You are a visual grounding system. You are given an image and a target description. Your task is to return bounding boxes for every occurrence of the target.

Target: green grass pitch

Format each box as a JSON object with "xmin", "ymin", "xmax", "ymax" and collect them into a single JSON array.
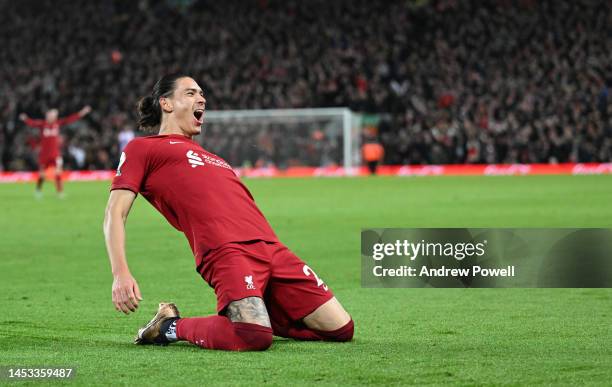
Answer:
[{"xmin": 1, "ymin": 175, "xmax": 611, "ymax": 385}]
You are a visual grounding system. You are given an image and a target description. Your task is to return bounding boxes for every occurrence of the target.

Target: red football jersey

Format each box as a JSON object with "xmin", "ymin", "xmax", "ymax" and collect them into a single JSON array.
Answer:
[
  {"xmin": 24, "ymin": 113, "xmax": 81, "ymax": 159},
  {"xmin": 110, "ymin": 134, "xmax": 279, "ymax": 262}
]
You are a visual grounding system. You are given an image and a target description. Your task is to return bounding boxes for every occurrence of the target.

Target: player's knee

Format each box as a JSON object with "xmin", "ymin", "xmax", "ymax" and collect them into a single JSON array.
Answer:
[
  {"xmin": 319, "ymin": 319, "xmax": 354, "ymax": 342},
  {"xmin": 234, "ymin": 322, "xmax": 273, "ymax": 351}
]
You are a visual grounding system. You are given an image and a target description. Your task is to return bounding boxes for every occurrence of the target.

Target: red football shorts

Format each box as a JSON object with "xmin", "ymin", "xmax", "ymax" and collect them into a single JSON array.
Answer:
[
  {"xmin": 198, "ymin": 240, "xmax": 334, "ymax": 324},
  {"xmin": 39, "ymin": 153, "xmax": 61, "ymax": 169}
]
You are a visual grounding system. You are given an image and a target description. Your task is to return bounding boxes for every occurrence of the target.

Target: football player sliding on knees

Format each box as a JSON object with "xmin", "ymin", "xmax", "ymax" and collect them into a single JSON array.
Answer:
[{"xmin": 103, "ymin": 74, "xmax": 353, "ymax": 351}]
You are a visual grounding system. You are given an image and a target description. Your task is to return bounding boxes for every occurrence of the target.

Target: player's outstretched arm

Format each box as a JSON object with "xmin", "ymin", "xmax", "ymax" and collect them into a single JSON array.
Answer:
[
  {"xmin": 18, "ymin": 113, "xmax": 45, "ymax": 128},
  {"xmin": 103, "ymin": 189, "xmax": 142, "ymax": 314},
  {"xmin": 58, "ymin": 105, "xmax": 92, "ymax": 126}
]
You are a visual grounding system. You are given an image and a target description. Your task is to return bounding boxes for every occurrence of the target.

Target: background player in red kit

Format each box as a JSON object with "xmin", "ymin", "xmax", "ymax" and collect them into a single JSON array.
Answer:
[
  {"xmin": 103, "ymin": 74, "xmax": 353, "ymax": 351},
  {"xmin": 19, "ymin": 106, "xmax": 91, "ymax": 197}
]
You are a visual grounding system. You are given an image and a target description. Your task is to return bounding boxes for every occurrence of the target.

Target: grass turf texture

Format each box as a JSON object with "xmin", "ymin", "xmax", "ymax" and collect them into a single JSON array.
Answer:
[{"xmin": 1, "ymin": 175, "xmax": 611, "ymax": 386}]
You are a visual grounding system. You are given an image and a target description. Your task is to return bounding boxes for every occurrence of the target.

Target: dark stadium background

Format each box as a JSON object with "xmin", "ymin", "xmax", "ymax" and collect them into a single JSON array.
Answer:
[{"xmin": 0, "ymin": 0, "xmax": 610, "ymax": 172}]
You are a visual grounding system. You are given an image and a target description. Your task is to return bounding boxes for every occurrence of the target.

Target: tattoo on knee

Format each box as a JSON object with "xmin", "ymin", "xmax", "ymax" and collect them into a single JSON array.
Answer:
[{"xmin": 225, "ymin": 297, "xmax": 271, "ymax": 328}]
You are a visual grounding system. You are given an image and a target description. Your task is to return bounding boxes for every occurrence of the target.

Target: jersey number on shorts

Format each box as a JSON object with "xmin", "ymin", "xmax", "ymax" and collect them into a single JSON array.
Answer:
[{"xmin": 303, "ymin": 265, "xmax": 328, "ymax": 291}]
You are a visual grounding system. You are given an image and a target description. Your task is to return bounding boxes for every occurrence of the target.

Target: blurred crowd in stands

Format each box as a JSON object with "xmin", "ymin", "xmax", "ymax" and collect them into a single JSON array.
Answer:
[{"xmin": 0, "ymin": 0, "xmax": 610, "ymax": 170}]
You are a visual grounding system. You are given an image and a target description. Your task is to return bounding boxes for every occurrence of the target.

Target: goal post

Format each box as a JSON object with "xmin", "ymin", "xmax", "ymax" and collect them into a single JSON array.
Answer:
[{"xmin": 200, "ymin": 108, "xmax": 362, "ymax": 173}]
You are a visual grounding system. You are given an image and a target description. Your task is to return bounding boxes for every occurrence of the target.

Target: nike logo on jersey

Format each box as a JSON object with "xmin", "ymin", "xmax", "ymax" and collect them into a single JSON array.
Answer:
[
  {"xmin": 186, "ymin": 150, "xmax": 205, "ymax": 168},
  {"xmin": 169, "ymin": 141, "xmax": 184, "ymax": 144}
]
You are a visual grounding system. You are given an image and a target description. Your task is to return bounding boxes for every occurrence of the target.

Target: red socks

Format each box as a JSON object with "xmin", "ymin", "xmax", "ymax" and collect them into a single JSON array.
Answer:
[
  {"xmin": 55, "ymin": 174, "xmax": 63, "ymax": 193},
  {"xmin": 35, "ymin": 175, "xmax": 63, "ymax": 193},
  {"xmin": 174, "ymin": 316, "xmax": 353, "ymax": 350},
  {"xmin": 176, "ymin": 316, "xmax": 272, "ymax": 351},
  {"xmin": 272, "ymin": 319, "xmax": 354, "ymax": 342}
]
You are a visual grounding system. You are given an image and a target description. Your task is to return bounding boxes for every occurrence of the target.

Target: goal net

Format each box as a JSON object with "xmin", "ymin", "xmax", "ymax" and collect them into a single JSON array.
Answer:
[{"xmin": 199, "ymin": 108, "xmax": 362, "ymax": 173}]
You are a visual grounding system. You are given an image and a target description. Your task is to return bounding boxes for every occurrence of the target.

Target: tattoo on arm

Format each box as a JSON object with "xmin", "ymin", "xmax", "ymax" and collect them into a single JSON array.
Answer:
[{"xmin": 225, "ymin": 297, "xmax": 271, "ymax": 328}]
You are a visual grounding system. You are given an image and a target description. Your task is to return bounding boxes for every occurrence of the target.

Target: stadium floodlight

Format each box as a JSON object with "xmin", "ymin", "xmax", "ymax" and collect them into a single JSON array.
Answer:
[{"xmin": 201, "ymin": 108, "xmax": 362, "ymax": 173}]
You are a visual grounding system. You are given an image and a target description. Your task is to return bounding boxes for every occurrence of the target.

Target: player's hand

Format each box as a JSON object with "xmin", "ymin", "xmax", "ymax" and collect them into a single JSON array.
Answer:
[
  {"xmin": 112, "ymin": 272, "xmax": 143, "ymax": 314},
  {"xmin": 79, "ymin": 105, "xmax": 92, "ymax": 116},
  {"xmin": 18, "ymin": 113, "xmax": 27, "ymax": 121}
]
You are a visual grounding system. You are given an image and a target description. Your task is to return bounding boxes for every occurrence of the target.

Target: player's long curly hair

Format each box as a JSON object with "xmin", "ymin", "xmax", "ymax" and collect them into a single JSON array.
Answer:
[{"xmin": 137, "ymin": 74, "xmax": 188, "ymax": 131}]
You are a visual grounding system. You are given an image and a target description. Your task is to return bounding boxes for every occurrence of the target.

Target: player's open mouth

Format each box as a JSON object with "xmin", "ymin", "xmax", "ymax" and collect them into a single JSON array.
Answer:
[{"xmin": 193, "ymin": 109, "xmax": 204, "ymax": 125}]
